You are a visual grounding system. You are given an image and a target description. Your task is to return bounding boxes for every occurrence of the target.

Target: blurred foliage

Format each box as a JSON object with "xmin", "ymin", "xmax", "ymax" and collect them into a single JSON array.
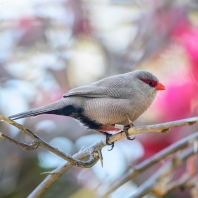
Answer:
[{"xmin": 0, "ymin": 0, "xmax": 198, "ymax": 197}]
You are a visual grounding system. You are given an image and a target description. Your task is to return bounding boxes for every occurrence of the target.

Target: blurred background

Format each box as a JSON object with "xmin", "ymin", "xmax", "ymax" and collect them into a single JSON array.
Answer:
[{"xmin": 0, "ymin": 0, "xmax": 198, "ymax": 197}]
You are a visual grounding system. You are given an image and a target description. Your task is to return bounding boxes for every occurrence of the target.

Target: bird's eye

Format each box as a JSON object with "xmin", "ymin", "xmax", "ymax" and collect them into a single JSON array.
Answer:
[
  {"xmin": 148, "ymin": 80, "xmax": 153, "ymax": 86},
  {"xmin": 140, "ymin": 78, "xmax": 157, "ymax": 88}
]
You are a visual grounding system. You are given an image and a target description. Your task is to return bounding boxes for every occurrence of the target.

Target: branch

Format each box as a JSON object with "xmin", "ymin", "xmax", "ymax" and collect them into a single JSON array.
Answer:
[
  {"xmin": 31, "ymin": 117, "xmax": 198, "ymax": 198},
  {"xmin": 28, "ymin": 140, "xmax": 105, "ymax": 198},
  {"xmin": 165, "ymin": 173, "xmax": 196, "ymax": 194},
  {"xmin": 100, "ymin": 132, "xmax": 198, "ymax": 197},
  {"xmin": 127, "ymin": 148, "xmax": 197, "ymax": 198},
  {"xmin": 110, "ymin": 116, "xmax": 198, "ymax": 143},
  {"xmin": 1, "ymin": 115, "xmax": 198, "ymax": 198},
  {"xmin": 0, "ymin": 115, "xmax": 100, "ymax": 168}
]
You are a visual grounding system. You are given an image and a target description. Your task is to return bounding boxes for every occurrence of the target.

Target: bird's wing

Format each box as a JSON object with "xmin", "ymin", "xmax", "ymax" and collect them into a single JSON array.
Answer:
[
  {"xmin": 63, "ymin": 85, "xmax": 110, "ymax": 98},
  {"xmin": 63, "ymin": 73, "xmax": 131, "ymax": 99}
]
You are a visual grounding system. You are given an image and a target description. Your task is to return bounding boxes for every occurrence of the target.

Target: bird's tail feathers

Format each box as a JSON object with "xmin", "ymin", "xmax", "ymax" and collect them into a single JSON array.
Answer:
[{"xmin": 9, "ymin": 99, "xmax": 67, "ymax": 120}]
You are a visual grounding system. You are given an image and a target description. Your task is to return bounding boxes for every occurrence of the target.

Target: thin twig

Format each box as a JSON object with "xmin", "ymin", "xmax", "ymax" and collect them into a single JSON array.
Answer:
[
  {"xmin": 28, "ymin": 140, "xmax": 105, "ymax": 198},
  {"xmin": 0, "ymin": 115, "xmax": 100, "ymax": 168},
  {"xmin": 100, "ymin": 132, "xmax": 198, "ymax": 197},
  {"xmin": 127, "ymin": 148, "xmax": 197, "ymax": 198},
  {"xmin": 165, "ymin": 173, "xmax": 196, "ymax": 193},
  {"xmin": 0, "ymin": 132, "xmax": 38, "ymax": 150}
]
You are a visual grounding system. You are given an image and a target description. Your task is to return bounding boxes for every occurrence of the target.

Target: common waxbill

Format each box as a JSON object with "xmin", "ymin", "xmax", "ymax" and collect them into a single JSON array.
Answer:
[{"xmin": 9, "ymin": 70, "xmax": 165, "ymax": 149}]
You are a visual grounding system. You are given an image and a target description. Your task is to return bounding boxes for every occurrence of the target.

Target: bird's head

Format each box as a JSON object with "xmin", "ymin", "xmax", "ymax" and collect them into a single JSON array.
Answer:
[{"xmin": 132, "ymin": 70, "xmax": 166, "ymax": 98}]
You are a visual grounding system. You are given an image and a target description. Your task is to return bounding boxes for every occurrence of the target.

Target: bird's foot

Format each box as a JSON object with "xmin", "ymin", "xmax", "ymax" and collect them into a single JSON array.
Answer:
[
  {"xmin": 124, "ymin": 123, "xmax": 135, "ymax": 140},
  {"xmin": 105, "ymin": 133, "xmax": 114, "ymax": 151}
]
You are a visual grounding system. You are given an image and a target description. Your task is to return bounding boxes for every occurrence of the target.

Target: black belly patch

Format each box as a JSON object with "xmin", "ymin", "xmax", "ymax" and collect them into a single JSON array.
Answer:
[{"xmin": 48, "ymin": 105, "xmax": 103, "ymax": 130}]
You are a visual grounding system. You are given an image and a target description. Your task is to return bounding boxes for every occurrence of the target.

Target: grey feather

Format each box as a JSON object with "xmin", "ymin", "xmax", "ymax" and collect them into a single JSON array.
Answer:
[
  {"xmin": 64, "ymin": 72, "xmax": 138, "ymax": 99},
  {"xmin": 9, "ymin": 99, "xmax": 70, "ymax": 120},
  {"xmin": 63, "ymin": 85, "xmax": 109, "ymax": 98}
]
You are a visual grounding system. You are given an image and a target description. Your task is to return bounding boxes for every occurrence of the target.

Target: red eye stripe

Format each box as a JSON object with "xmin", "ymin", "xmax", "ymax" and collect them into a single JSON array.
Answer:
[{"xmin": 140, "ymin": 78, "xmax": 158, "ymax": 88}]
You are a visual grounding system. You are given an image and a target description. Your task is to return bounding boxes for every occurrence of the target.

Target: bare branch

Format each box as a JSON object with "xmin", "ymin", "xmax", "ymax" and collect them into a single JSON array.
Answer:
[
  {"xmin": 31, "ymin": 117, "xmax": 198, "ymax": 198},
  {"xmin": 165, "ymin": 173, "xmax": 196, "ymax": 193},
  {"xmin": 1, "ymin": 114, "xmax": 198, "ymax": 198},
  {"xmin": 0, "ymin": 115, "xmax": 100, "ymax": 168},
  {"xmin": 28, "ymin": 141, "xmax": 105, "ymax": 198},
  {"xmin": 0, "ymin": 132, "xmax": 38, "ymax": 150},
  {"xmin": 110, "ymin": 116, "xmax": 198, "ymax": 143},
  {"xmin": 100, "ymin": 132, "xmax": 198, "ymax": 197},
  {"xmin": 127, "ymin": 148, "xmax": 197, "ymax": 198}
]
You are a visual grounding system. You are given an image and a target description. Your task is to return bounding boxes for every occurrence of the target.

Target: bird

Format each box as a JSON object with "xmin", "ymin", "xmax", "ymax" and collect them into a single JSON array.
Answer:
[{"xmin": 9, "ymin": 70, "xmax": 165, "ymax": 150}]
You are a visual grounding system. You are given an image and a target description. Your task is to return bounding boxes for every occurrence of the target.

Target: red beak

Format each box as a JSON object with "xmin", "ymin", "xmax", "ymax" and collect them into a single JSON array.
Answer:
[{"xmin": 156, "ymin": 82, "xmax": 166, "ymax": 91}]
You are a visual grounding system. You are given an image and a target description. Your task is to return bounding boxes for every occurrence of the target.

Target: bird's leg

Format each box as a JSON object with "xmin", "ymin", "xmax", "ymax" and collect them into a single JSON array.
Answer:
[
  {"xmin": 124, "ymin": 115, "xmax": 136, "ymax": 140},
  {"xmin": 105, "ymin": 133, "xmax": 114, "ymax": 151}
]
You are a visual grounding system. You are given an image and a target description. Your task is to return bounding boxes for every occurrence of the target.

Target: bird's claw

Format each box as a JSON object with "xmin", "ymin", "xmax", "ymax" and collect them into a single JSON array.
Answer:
[
  {"xmin": 108, "ymin": 143, "xmax": 114, "ymax": 151},
  {"xmin": 126, "ymin": 136, "xmax": 136, "ymax": 140},
  {"xmin": 105, "ymin": 133, "xmax": 114, "ymax": 151},
  {"xmin": 124, "ymin": 125, "xmax": 135, "ymax": 141}
]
